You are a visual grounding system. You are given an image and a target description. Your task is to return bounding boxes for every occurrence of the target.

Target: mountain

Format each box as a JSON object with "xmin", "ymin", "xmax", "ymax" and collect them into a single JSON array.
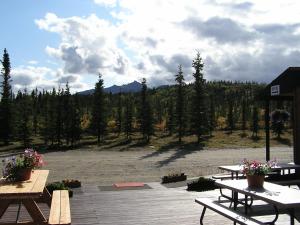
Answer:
[{"xmin": 77, "ymin": 81, "xmax": 143, "ymax": 95}]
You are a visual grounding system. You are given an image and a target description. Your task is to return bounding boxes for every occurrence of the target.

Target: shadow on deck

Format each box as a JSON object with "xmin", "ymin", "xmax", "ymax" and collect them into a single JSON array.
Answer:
[{"xmin": 0, "ymin": 182, "xmax": 299, "ymax": 225}]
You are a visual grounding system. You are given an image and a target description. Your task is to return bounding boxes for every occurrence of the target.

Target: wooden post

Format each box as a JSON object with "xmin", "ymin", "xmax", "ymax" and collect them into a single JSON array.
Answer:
[
  {"xmin": 294, "ymin": 87, "xmax": 300, "ymax": 164},
  {"xmin": 265, "ymin": 100, "xmax": 270, "ymax": 161}
]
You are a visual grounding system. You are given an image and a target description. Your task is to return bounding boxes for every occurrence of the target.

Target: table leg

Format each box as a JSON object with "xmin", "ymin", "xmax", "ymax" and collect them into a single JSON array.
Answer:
[
  {"xmin": 0, "ymin": 200, "xmax": 11, "ymax": 218},
  {"xmin": 42, "ymin": 188, "xmax": 52, "ymax": 207},
  {"xmin": 235, "ymin": 172, "xmax": 238, "ymax": 179},
  {"xmin": 16, "ymin": 202, "xmax": 21, "ymax": 223},
  {"xmin": 244, "ymin": 195, "xmax": 248, "ymax": 215},
  {"xmin": 22, "ymin": 199, "xmax": 47, "ymax": 224},
  {"xmin": 233, "ymin": 191, "xmax": 238, "ymax": 210},
  {"xmin": 289, "ymin": 209, "xmax": 295, "ymax": 225}
]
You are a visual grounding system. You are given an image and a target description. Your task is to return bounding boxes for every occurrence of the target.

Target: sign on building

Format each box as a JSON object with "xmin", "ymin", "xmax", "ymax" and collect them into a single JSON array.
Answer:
[{"xmin": 271, "ymin": 85, "xmax": 280, "ymax": 96}]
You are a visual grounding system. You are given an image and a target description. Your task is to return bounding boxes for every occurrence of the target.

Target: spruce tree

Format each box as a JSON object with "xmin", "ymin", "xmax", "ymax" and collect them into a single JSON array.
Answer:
[
  {"xmin": 40, "ymin": 91, "xmax": 50, "ymax": 145},
  {"xmin": 241, "ymin": 98, "xmax": 247, "ymax": 135},
  {"xmin": 167, "ymin": 97, "xmax": 174, "ymax": 135},
  {"xmin": 227, "ymin": 100, "xmax": 234, "ymax": 133},
  {"xmin": 191, "ymin": 52, "xmax": 208, "ymax": 144},
  {"xmin": 63, "ymin": 83, "xmax": 72, "ymax": 145},
  {"xmin": 209, "ymin": 95, "xmax": 215, "ymax": 136},
  {"xmin": 56, "ymin": 88, "xmax": 63, "ymax": 146},
  {"xmin": 117, "ymin": 91, "xmax": 122, "ymax": 135},
  {"xmin": 16, "ymin": 90, "xmax": 32, "ymax": 147},
  {"xmin": 49, "ymin": 89, "xmax": 57, "ymax": 145},
  {"xmin": 0, "ymin": 49, "xmax": 12, "ymax": 145},
  {"xmin": 91, "ymin": 73, "xmax": 106, "ymax": 144},
  {"xmin": 70, "ymin": 94, "xmax": 81, "ymax": 146},
  {"xmin": 139, "ymin": 78, "xmax": 153, "ymax": 142},
  {"xmin": 252, "ymin": 105, "xmax": 259, "ymax": 138},
  {"xmin": 124, "ymin": 95, "xmax": 133, "ymax": 140},
  {"xmin": 175, "ymin": 65, "xmax": 185, "ymax": 143},
  {"xmin": 31, "ymin": 88, "xmax": 39, "ymax": 136}
]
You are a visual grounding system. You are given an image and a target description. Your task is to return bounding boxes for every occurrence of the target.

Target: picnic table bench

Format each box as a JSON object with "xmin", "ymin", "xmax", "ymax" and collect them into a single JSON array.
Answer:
[
  {"xmin": 49, "ymin": 190, "xmax": 71, "ymax": 225},
  {"xmin": 0, "ymin": 170, "xmax": 71, "ymax": 225},
  {"xmin": 195, "ymin": 198, "xmax": 263, "ymax": 225}
]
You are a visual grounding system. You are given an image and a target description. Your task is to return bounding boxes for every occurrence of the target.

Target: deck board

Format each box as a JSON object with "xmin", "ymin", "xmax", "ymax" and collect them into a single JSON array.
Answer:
[{"xmin": 0, "ymin": 183, "xmax": 299, "ymax": 224}]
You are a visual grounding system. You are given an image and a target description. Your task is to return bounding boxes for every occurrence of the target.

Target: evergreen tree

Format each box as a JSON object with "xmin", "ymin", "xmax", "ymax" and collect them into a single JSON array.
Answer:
[
  {"xmin": 166, "ymin": 97, "xmax": 174, "ymax": 135},
  {"xmin": 139, "ymin": 78, "xmax": 153, "ymax": 142},
  {"xmin": 40, "ymin": 91, "xmax": 50, "ymax": 145},
  {"xmin": 116, "ymin": 91, "xmax": 122, "ymax": 135},
  {"xmin": 209, "ymin": 95, "xmax": 215, "ymax": 136},
  {"xmin": 226, "ymin": 90, "xmax": 236, "ymax": 133},
  {"xmin": 252, "ymin": 105, "xmax": 259, "ymax": 137},
  {"xmin": 241, "ymin": 98, "xmax": 247, "ymax": 135},
  {"xmin": 56, "ymin": 88, "xmax": 64, "ymax": 146},
  {"xmin": 31, "ymin": 88, "xmax": 39, "ymax": 136},
  {"xmin": 16, "ymin": 90, "xmax": 32, "ymax": 147},
  {"xmin": 124, "ymin": 95, "xmax": 133, "ymax": 140},
  {"xmin": 0, "ymin": 49, "xmax": 12, "ymax": 145},
  {"xmin": 175, "ymin": 65, "xmax": 185, "ymax": 143},
  {"xmin": 191, "ymin": 52, "xmax": 208, "ymax": 144},
  {"xmin": 49, "ymin": 89, "xmax": 57, "ymax": 145},
  {"xmin": 70, "ymin": 94, "xmax": 81, "ymax": 146},
  {"xmin": 227, "ymin": 100, "xmax": 234, "ymax": 133},
  {"xmin": 271, "ymin": 109, "xmax": 289, "ymax": 139},
  {"xmin": 91, "ymin": 73, "xmax": 106, "ymax": 144},
  {"xmin": 63, "ymin": 83, "xmax": 72, "ymax": 145}
]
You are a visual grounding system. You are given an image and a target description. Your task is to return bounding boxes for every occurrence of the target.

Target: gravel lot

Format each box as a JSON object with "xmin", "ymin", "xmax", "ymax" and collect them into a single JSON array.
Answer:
[{"xmin": 18, "ymin": 146, "xmax": 292, "ymax": 185}]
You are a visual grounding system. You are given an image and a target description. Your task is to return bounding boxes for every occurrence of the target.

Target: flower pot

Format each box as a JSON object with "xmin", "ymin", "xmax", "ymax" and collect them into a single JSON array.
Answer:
[
  {"xmin": 16, "ymin": 168, "xmax": 32, "ymax": 181},
  {"xmin": 246, "ymin": 175, "xmax": 264, "ymax": 188}
]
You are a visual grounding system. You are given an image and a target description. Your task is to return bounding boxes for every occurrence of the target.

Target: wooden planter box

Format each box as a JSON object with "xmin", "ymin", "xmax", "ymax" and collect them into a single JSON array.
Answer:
[{"xmin": 161, "ymin": 173, "xmax": 187, "ymax": 184}]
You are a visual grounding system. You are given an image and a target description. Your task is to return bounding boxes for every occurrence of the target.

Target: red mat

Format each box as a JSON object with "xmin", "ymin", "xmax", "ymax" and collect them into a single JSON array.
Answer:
[{"xmin": 113, "ymin": 182, "xmax": 145, "ymax": 188}]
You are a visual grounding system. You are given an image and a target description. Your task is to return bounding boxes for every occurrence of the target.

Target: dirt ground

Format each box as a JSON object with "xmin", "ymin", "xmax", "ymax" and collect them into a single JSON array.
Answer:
[{"xmin": 11, "ymin": 146, "xmax": 288, "ymax": 185}]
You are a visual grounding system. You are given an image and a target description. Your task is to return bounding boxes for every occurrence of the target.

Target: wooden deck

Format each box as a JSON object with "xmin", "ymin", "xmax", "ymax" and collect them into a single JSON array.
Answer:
[{"xmin": 1, "ymin": 182, "xmax": 300, "ymax": 224}]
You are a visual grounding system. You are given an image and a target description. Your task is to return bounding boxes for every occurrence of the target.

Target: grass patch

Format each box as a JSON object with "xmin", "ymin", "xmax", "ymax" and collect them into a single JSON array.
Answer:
[{"xmin": 0, "ymin": 129, "xmax": 293, "ymax": 154}]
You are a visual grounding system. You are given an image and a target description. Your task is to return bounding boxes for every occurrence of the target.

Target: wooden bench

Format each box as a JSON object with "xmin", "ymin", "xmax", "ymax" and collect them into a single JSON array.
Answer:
[
  {"xmin": 195, "ymin": 198, "xmax": 263, "ymax": 225},
  {"xmin": 49, "ymin": 190, "xmax": 71, "ymax": 225}
]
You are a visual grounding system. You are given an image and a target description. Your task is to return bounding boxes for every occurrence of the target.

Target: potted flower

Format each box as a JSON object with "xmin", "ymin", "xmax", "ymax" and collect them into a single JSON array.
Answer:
[
  {"xmin": 241, "ymin": 159, "xmax": 276, "ymax": 188},
  {"xmin": 2, "ymin": 149, "xmax": 45, "ymax": 181}
]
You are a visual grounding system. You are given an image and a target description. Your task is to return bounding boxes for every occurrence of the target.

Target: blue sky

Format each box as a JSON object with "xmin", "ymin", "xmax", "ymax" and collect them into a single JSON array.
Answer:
[{"xmin": 1, "ymin": 0, "xmax": 300, "ymax": 93}]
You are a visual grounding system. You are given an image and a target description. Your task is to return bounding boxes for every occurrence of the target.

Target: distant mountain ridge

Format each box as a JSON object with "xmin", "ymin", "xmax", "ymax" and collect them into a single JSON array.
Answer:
[{"xmin": 77, "ymin": 81, "xmax": 143, "ymax": 95}]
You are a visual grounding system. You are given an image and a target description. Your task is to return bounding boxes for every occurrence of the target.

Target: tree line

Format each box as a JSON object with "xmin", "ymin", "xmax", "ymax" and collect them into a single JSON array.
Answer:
[{"xmin": 1, "ymin": 49, "xmax": 289, "ymax": 149}]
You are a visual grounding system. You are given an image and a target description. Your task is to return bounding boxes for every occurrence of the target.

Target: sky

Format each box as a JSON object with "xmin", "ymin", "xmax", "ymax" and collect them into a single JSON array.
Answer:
[{"xmin": 1, "ymin": 0, "xmax": 300, "ymax": 93}]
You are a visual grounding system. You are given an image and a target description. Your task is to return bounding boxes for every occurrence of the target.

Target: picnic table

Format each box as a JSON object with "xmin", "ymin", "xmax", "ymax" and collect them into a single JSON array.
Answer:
[
  {"xmin": 217, "ymin": 163, "xmax": 300, "ymax": 180},
  {"xmin": 0, "ymin": 170, "xmax": 71, "ymax": 225},
  {"xmin": 216, "ymin": 179, "xmax": 300, "ymax": 225}
]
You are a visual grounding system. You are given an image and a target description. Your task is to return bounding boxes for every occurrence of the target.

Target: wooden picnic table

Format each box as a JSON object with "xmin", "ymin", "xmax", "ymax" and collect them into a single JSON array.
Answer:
[
  {"xmin": 218, "ymin": 163, "xmax": 300, "ymax": 179},
  {"xmin": 0, "ymin": 170, "xmax": 52, "ymax": 225},
  {"xmin": 215, "ymin": 179, "xmax": 300, "ymax": 225}
]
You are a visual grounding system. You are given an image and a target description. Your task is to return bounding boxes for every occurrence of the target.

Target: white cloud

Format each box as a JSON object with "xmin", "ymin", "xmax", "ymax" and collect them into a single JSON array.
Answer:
[
  {"xmin": 33, "ymin": 1, "xmax": 300, "ymax": 89},
  {"xmin": 11, "ymin": 66, "xmax": 88, "ymax": 93},
  {"xmin": 35, "ymin": 13, "xmax": 136, "ymax": 87},
  {"xmin": 28, "ymin": 60, "xmax": 38, "ymax": 65},
  {"xmin": 94, "ymin": 0, "xmax": 117, "ymax": 7}
]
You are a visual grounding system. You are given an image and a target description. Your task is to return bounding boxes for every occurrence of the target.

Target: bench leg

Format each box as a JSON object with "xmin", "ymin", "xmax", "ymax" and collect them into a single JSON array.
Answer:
[
  {"xmin": 22, "ymin": 199, "xmax": 47, "ymax": 224},
  {"xmin": 0, "ymin": 200, "xmax": 11, "ymax": 218},
  {"xmin": 200, "ymin": 207, "xmax": 206, "ymax": 225}
]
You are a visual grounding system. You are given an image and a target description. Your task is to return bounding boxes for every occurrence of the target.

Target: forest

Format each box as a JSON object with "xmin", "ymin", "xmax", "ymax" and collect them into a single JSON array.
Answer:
[{"xmin": 0, "ymin": 49, "xmax": 292, "ymax": 150}]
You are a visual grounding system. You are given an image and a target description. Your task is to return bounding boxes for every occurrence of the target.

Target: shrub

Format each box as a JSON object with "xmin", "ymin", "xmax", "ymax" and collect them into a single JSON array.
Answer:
[
  {"xmin": 62, "ymin": 179, "xmax": 81, "ymax": 188},
  {"xmin": 161, "ymin": 172, "xmax": 187, "ymax": 183},
  {"xmin": 271, "ymin": 109, "xmax": 290, "ymax": 138},
  {"xmin": 46, "ymin": 182, "xmax": 73, "ymax": 198},
  {"xmin": 187, "ymin": 177, "xmax": 216, "ymax": 192}
]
